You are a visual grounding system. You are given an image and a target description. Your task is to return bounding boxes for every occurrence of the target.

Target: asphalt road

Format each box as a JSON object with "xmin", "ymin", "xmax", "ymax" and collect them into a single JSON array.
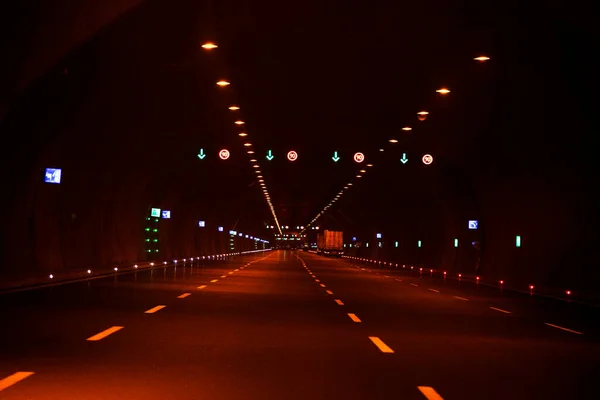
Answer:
[{"xmin": 1, "ymin": 250, "xmax": 599, "ymax": 399}]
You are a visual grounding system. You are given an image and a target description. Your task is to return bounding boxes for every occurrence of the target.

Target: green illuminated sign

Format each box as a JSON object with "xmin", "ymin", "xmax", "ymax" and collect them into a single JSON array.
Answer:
[
  {"xmin": 418, "ymin": 240, "xmax": 422, "ymax": 248},
  {"xmin": 197, "ymin": 148, "xmax": 206, "ymax": 159},
  {"xmin": 516, "ymin": 235, "xmax": 521, "ymax": 247},
  {"xmin": 150, "ymin": 208, "xmax": 161, "ymax": 217},
  {"xmin": 332, "ymin": 151, "xmax": 340, "ymax": 162},
  {"xmin": 400, "ymin": 153, "xmax": 408, "ymax": 164},
  {"xmin": 266, "ymin": 150, "xmax": 274, "ymax": 161},
  {"xmin": 454, "ymin": 238, "xmax": 458, "ymax": 247},
  {"xmin": 395, "ymin": 241, "xmax": 398, "ymax": 248}
]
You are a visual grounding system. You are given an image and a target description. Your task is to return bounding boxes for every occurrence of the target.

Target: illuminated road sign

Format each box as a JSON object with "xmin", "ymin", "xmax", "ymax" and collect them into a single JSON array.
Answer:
[
  {"xmin": 150, "ymin": 208, "xmax": 161, "ymax": 217},
  {"xmin": 287, "ymin": 151, "xmax": 298, "ymax": 161},
  {"xmin": 219, "ymin": 149, "xmax": 230, "ymax": 160},
  {"xmin": 468, "ymin": 220, "xmax": 478, "ymax": 229},
  {"xmin": 197, "ymin": 149, "xmax": 206, "ymax": 159},
  {"xmin": 198, "ymin": 221, "xmax": 206, "ymax": 227},
  {"xmin": 422, "ymin": 154, "xmax": 433, "ymax": 165},
  {"xmin": 266, "ymin": 150, "xmax": 274, "ymax": 160},
  {"xmin": 353, "ymin": 152, "xmax": 365, "ymax": 163},
  {"xmin": 400, "ymin": 153, "xmax": 408, "ymax": 164},
  {"xmin": 332, "ymin": 151, "xmax": 340, "ymax": 162},
  {"xmin": 161, "ymin": 210, "xmax": 171, "ymax": 219},
  {"xmin": 44, "ymin": 168, "xmax": 62, "ymax": 184}
]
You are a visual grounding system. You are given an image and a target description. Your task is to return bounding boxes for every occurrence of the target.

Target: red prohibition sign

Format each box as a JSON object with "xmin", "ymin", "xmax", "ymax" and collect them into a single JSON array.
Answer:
[
  {"xmin": 353, "ymin": 152, "xmax": 365, "ymax": 163},
  {"xmin": 287, "ymin": 150, "xmax": 298, "ymax": 161},
  {"xmin": 422, "ymin": 154, "xmax": 433, "ymax": 165},
  {"xmin": 219, "ymin": 149, "xmax": 230, "ymax": 160}
]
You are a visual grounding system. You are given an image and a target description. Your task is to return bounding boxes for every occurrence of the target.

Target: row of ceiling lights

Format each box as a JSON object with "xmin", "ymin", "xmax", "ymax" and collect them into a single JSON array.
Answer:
[
  {"xmin": 203, "ymin": 42, "xmax": 283, "ymax": 236},
  {"xmin": 300, "ymin": 55, "xmax": 490, "ymax": 234}
]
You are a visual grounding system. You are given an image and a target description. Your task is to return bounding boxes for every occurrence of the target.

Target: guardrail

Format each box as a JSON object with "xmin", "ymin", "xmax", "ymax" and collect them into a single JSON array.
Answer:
[
  {"xmin": 0, "ymin": 248, "xmax": 272, "ymax": 294},
  {"xmin": 339, "ymin": 255, "xmax": 600, "ymax": 308}
]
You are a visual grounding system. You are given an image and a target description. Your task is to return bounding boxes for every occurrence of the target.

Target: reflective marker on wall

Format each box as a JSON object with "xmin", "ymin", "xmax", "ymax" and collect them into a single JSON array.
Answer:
[{"xmin": 44, "ymin": 168, "xmax": 62, "ymax": 184}]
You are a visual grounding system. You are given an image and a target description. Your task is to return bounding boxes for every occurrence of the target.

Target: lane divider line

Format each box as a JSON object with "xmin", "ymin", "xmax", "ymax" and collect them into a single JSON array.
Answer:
[
  {"xmin": 228, "ymin": 272, "xmax": 234, "ymax": 275},
  {"xmin": 0, "ymin": 372, "xmax": 35, "ymax": 392},
  {"xmin": 145, "ymin": 305, "xmax": 166, "ymax": 314},
  {"xmin": 320, "ymin": 284, "xmax": 326, "ymax": 288},
  {"xmin": 410, "ymin": 283, "xmax": 419, "ymax": 287},
  {"xmin": 178, "ymin": 293, "xmax": 191, "ymax": 299},
  {"xmin": 544, "ymin": 323, "xmax": 583, "ymax": 335},
  {"xmin": 326, "ymin": 290, "xmax": 333, "ymax": 295},
  {"xmin": 395, "ymin": 278, "xmax": 403, "ymax": 282},
  {"xmin": 417, "ymin": 386, "xmax": 444, "ymax": 400},
  {"xmin": 235, "ymin": 269, "xmax": 239, "ymax": 271},
  {"xmin": 335, "ymin": 299, "xmax": 344, "ymax": 306},
  {"xmin": 211, "ymin": 279, "xmax": 219, "ymax": 283},
  {"xmin": 197, "ymin": 285, "xmax": 207, "ymax": 289},
  {"xmin": 489, "ymin": 307, "xmax": 512, "ymax": 314},
  {"xmin": 369, "ymin": 336, "xmax": 394, "ymax": 353},
  {"xmin": 87, "ymin": 326, "xmax": 124, "ymax": 341},
  {"xmin": 428, "ymin": 288, "xmax": 440, "ymax": 293},
  {"xmin": 453, "ymin": 296, "xmax": 469, "ymax": 301},
  {"xmin": 348, "ymin": 313, "xmax": 361, "ymax": 323},
  {"xmin": 315, "ymin": 279, "xmax": 320, "ymax": 282},
  {"xmin": 220, "ymin": 275, "xmax": 227, "ymax": 278}
]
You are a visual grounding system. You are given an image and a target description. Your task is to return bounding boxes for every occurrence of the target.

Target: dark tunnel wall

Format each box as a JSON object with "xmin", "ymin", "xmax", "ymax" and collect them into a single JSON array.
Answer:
[
  {"xmin": 325, "ymin": 20, "xmax": 599, "ymax": 296},
  {"xmin": 0, "ymin": 1, "xmax": 271, "ymax": 278}
]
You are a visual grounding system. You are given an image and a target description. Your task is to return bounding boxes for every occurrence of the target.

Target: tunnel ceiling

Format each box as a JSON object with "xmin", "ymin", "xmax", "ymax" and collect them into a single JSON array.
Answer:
[{"xmin": 1, "ymin": 0, "xmax": 598, "ymax": 241}]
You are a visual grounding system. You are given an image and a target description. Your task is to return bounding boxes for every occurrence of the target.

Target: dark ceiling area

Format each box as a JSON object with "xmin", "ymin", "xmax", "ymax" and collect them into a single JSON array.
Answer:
[{"xmin": 0, "ymin": 0, "xmax": 598, "ymax": 293}]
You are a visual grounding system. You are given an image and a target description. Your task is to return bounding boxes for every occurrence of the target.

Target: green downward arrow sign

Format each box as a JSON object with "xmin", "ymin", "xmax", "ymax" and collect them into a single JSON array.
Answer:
[
  {"xmin": 198, "ymin": 148, "xmax": 206, "ymax": 159},
  {"xmin": 400, "ymin": 153, "xmax": 408, "ymax": 164},
  {"xmin": 332, "ymin": 151, "xmax": 340, "ymax": 162},
  {"xmin": 266, "ymin": 150, "xmax": 274, "ymax": 161}
]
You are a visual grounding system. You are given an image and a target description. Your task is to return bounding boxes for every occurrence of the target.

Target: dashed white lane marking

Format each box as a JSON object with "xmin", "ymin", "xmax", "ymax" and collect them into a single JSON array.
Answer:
[
  {"xmin": 348, "ymin": 313, "xmax": 361, "ymax": 323},
  {"xmin": 0, "ymin": 372, "xmax": 35, "ymax": 392},
  {"xmin": 544, "ymin": 323, "xmax": 583, "ymax": 335},
  {"xmin": 369, "ymin": 336, "xmax": 394, "ymax": 353},
  {"xmin": 453, "ymin": 296, "xmax": 469, "ymax": 301},
  {"xmin": 335, "ymin": 299, "xmax": 344, "ymax": 306},
  {"xmin": 417, "ymin": 386, "xmax": 444, "ymax": 400},
  {"xmin": 211, "ymin": 279, "xmax": 218, "ymax": 283},
  {"xmin": 428, "ymin": 288, "xmax": 440, "ymax": 293},
  {"xmin": 395, "ymin": 278, "xmax": 403, "ymax": 282},
  {"xmin": 177, "ymin": 293, "xmax": 191, "ymax": 299},
  {"xmin": 326, "ymin": 290, "xmax": 333, "ymax": 295},
  {"xmin": 145, "ymin": 305, "xmax": 166, "ymax": 314},
  {"xmin": 489, "ymin": 307, "xmax": 512, "ymax": 314},
  {"xmin": 197, "ymin": 285, "xmax": 207, "ymax": 289},
  {"xmin": 410, "ymin": 283, "xmax": 419, "ymax": 287},
  {"xmin": 87, "ymin": 326, "xmax": 124, "ymax": 341}
]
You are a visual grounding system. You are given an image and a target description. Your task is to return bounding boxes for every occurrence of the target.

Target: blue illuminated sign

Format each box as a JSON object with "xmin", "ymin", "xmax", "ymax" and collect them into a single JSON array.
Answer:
[
  {"xmin": 376, "ymin": 233, "xmax": 382, "ymax": 239},
  {"xmin": 218, "ymin": 226, "xmax": 224, "ymax": 232},
  {"xmin": 161, "ymin": 210, "xmax": 171, "ymax": 219},
  {"xmin": 198, "ymin": 220, "xmax": 206, "ymax": 227},
  {"xmin": 468, "ymin": 220, "xmax": 478, "ymax": 230},
  {"xmin": 352, "ymin": 237, "xmax": 357, "ymax": 241},
  {"xmin": 44, "ymin": 168, "xmax": 62, "ymax": 184}
]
